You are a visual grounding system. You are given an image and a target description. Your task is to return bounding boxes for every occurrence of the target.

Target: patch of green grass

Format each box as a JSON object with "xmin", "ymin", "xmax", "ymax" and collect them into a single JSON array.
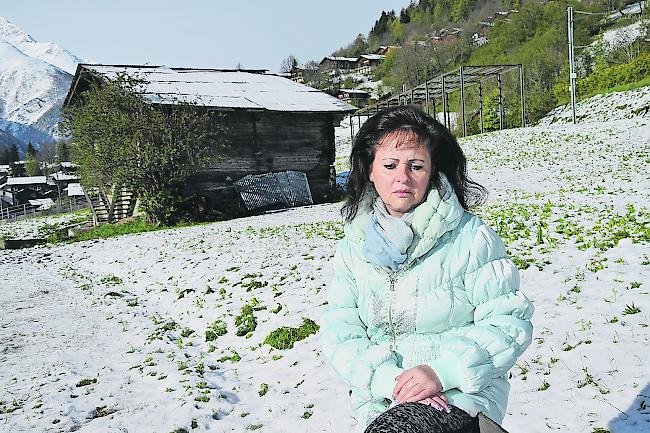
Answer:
[
  {"xmin": 100, "ymin": 275, "xmax": 123, "ymax": 285},
  {"xmin": 623, "ymin": 303, "xmax": 641, "ymax": 315},
  {"xmin": 217, "ymin": 350, "xmax": 241, "ymax": 363},
  {"xmin": 263, "ymin": 318, "xmax": 319, "ymax": 350},
  {"xmin": 258, "ymin": 383, "xmax": 269, "ymax": 397},
  {"xmin": 235, "ymin": 303, "xmax": 259, "ymax": 336},
  {"xmin": 205, "ymin": 319, "xmax": 227, "ymax": 342},
  {"xmin": 76, "ymin": 378, "xmax": 97, "ymax": 387},
  {"xmin": 245, "ymin": 424, "xmax": 263, "ymax": 431},
  {"xmin": 61, "ymin": 217, "xmax": 181, "ymax": 243}
]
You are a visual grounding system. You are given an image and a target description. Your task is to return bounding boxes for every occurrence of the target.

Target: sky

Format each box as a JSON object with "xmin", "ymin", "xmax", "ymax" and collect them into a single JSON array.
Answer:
[{"xmin": 2, "ymin": 0, "xmax": 412, "ymax": 73}]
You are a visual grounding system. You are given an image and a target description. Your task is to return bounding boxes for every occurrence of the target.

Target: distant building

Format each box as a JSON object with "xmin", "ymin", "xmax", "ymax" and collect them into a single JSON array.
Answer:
[
  {"xmin": 373, "ymin": 46, "xmax": 400, "ymax": 56},
  {"xmin": 318, "ymin": 56, "xmax": 358, "ymax": 74},
  {"xmin": 337, "ymin": 88, "xmax": 370, "ymax": 106},
  {"xmin": 64, "ymin": 65, "xmax": 356, "ymax": 216}
]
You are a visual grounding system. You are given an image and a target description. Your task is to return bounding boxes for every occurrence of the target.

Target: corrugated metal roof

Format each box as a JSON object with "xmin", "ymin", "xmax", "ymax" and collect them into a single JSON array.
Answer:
[{"xmin": 78, "ymin": 65, "xmax": 356, "ymax": 113}]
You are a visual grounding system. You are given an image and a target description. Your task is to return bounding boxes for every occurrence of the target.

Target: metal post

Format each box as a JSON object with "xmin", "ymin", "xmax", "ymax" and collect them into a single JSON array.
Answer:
[
  {"xmin": 567, "ymin": 6, "xmax": 577, "ymax": 124},
  {"xmin": 349, "ymin": 114, "xmax": 354, "ymax": 142},
  {"xmin": 432, "ymin": 95, "xmax": 437, "ymax": 119},
  {"xmin": 479, "ymin": 82, "xmax": 484, "ymax": 134},
  {"xmin": 498, "ymin": 74, "xmax": 504, "ymax": 130},
  {"xmin": 519, "ymin": 64, "xmax": 526, "ymax": 128},
  {"xmin": 445, "ymin": 93, "xmax": 451, "ymax": 130},
  {"xmin": 460, "ymin": 66, "xmax": 467, "ymax": 137},
  {"xmin": 425, "ymin": 81, "xmax": 430, "ymax": 115},
  {"xmin": 441, "ymin": 76, "xmax": 447, "ymax": 129}
]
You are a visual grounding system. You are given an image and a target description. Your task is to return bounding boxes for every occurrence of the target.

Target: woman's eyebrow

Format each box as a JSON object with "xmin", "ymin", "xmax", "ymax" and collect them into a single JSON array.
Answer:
[{"xmin": 380, "ymin": 158, "xmax": 426, "ymax": 163}]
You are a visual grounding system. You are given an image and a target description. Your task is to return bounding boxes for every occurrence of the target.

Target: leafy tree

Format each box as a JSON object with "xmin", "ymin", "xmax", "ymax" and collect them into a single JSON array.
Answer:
[
  {"xmin": 24, "ymin": 153, "xmax": 41, "ymax": 176},
  {"xmin": 302, "ymin": 60, "xmax": 331, "ymax": 91},
  {"xmin": 61, "ymin": 73, "xmax": 228, "ymax": 225},
  {"xmin": 280, "ymin": 55, "xmax": 298, "ymax": 73}
]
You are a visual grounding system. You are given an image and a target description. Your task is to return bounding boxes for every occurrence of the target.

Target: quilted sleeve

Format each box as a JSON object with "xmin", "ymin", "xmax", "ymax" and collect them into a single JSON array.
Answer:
[
  {"xmin": 427, "ymin": 223, "xmax": 534, "ymax": 394},
  {"xmin": 319, "ymin": 238, "xmax": 404, "ymax": 405}
]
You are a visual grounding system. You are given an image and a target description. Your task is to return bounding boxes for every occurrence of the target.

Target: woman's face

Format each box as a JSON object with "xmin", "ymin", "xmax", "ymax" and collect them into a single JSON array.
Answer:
[{"xmin": 369, "ymin": 131, "xmax": 433, "ymax": 218}]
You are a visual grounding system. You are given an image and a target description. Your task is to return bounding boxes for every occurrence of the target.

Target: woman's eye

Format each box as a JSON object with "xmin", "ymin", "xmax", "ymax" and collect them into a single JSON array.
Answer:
[
  {"xmin": 410, "ymin": 164, "xmax": 424, "ymax": 171},
  {"xmin": 384, "ymin": 164, "xmax": 396, "ymax": 169}
]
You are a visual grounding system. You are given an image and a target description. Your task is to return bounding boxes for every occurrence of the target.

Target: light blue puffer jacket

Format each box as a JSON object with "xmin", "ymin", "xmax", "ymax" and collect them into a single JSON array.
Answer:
[{"xmin": 319, "ymin": 179, "xmax": 534, "ymax": 429}]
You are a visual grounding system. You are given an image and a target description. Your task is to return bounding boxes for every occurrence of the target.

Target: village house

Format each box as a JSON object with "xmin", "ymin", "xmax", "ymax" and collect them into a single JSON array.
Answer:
[
  {"xmin": 355, "ymin": 54, "xmax": 385, "ymax": 74},
  {"xmin": 373, "ymin": 46, "xmax": 400, "ymax": 56},
  {"xmin": 318, "ymin": 56, "xmax": 358, "ymax": 75},
  {"xmin": 337, "ymin": 88, "xmax": 370, "ymax": 106},
  {"xmin": 64, "ymin": 65, "xmax": 356, "ymax": 217},
  {"xmin": 0, "ymin": 176, "xmax": 50, "ymax": 207}
]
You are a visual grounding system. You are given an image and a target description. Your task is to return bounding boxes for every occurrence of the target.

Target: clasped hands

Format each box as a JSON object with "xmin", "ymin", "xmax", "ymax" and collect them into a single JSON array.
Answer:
[{"xmin": 392, "ymin": 364, "xmax": 450, "ymax": 412}]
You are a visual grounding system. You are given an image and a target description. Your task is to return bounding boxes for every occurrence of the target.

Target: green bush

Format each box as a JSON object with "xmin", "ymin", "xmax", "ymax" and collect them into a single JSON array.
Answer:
[
  {"xmin": 554, "ymin": 52, "xmax": 650, "ymax": 103},
  {"xmin": 263, "ymin": 318, "xmax": 319, "ymax": 350}
]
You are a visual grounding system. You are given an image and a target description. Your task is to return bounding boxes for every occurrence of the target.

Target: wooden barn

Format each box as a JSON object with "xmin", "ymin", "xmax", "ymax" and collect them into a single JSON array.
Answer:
[{"xmin": 64, "ymin": 65, "xmax": 356, "ymax": 217}]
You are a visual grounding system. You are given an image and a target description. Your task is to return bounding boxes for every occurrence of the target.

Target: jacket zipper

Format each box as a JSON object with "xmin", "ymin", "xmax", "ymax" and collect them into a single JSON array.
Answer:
[
  {"xmin": 384, "ymin": 258, "xmax": 419, "ymax": 352},
  {"xmin": 388, "ymin": 272, "xmax": 397, "ymax": 351}
]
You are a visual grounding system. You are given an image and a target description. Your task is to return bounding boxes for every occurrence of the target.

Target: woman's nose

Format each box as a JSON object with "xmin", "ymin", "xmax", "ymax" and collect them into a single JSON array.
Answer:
[{"xmin": 395, "ymin": 164, "xmax": 411, "ymax": 183}]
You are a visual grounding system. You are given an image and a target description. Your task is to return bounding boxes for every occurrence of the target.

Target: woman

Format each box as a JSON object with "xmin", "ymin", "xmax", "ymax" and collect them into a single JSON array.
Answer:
[{"xmin": 319, "ymin": 106, "xmax": 534, "ymax": 432}]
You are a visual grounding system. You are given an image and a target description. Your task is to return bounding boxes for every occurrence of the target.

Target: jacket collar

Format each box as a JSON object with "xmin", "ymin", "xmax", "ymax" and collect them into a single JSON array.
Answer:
[{"xmin": 345, "ymin": 173, "xmax": 465, "ymax": 263}]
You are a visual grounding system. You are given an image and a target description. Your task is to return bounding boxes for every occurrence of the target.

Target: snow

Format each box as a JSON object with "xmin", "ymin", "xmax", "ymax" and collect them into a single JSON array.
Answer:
[
  {"xmin": 66, "ymin": 183, "xmax": 85, "ymax": 197},
  {"xmin": 0, "ymin": 16, "xmax": 82, "ymax": 75},
  {"xmin": 1, "ymin": 87, "xmax": 650, "ymax": 433},
  {"xmin": 5, "ymin": 176, "xmax": 47, "ymax": 186},
  {"xmin": 83, "ymin": 66, "xmax": 356, "ymax": 113},
  {"xmin": 0, "ymin": 16, "xmax": 79, "ymax": 147}
]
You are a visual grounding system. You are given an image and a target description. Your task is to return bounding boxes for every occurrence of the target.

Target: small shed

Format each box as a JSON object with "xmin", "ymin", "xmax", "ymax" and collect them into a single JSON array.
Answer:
[{"xmin": 64, "ymin": 65, "xmax": 356, "ymax": 216}]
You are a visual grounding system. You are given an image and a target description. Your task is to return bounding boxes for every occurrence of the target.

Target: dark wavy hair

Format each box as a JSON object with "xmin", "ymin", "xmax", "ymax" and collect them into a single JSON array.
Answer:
[{"xmin": 341, "ymin": 105, "xmax": 487, "ymax": 222}]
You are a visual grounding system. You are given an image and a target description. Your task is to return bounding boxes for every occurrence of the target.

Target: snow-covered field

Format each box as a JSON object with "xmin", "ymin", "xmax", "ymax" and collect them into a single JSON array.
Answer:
[{"xmin": 1, "ymin": 88, "xmax": 649, "ymax": 433}]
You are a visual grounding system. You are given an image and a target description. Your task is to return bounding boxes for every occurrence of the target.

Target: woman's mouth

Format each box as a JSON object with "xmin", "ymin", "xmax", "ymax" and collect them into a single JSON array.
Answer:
[{"xmin": 394, "ymin": 190, "xmax": 412, "ymax": 197}]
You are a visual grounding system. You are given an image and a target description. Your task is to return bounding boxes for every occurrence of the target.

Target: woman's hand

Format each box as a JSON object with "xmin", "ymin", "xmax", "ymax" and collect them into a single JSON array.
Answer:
[
  {"xmin": 392, "ymin": 364, "xmax": 447, "ymax": 409},
  {"xmin": 417, "ymin": 393, "xmax": 450, "ymax": 412}
]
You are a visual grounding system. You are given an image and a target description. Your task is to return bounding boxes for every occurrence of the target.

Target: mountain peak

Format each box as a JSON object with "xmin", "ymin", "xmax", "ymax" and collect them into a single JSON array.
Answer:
[{"xmin": 0, "ymin": 16, "xmax": 84, "ymax": 74}]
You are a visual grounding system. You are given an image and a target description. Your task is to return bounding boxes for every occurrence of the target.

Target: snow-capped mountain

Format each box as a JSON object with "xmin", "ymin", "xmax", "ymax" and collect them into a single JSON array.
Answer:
[
  {"xmin": 0, "ymin": 16, "xmax": 84, "ymax": 153},
  {"xmin": 0, "ymin": 17, "xmax": 82, "ymax": 75}
]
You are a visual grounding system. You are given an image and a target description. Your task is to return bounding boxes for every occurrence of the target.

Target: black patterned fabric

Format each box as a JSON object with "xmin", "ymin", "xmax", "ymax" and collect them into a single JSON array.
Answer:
[{"xmin": 364, "ymin": 403, "xmax": 480, "ymax": 433}]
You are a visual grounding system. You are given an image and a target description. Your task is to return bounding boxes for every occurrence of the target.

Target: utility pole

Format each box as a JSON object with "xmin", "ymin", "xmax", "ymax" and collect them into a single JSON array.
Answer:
[{"xmin": 567, "ymin": 6, "xmax": 577, "ymax": 124}]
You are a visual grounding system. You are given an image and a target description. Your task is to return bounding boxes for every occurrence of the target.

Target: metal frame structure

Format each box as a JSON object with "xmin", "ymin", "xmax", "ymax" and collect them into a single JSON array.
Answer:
[{"xmin": 351, "ymin": 64, "xmax": 525, "ymax": 138}]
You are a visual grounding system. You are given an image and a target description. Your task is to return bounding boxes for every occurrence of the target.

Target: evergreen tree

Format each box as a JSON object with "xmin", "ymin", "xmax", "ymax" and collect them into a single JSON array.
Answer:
[
  {"xmin": 8, "ymin": 143, "xmax": 19, "ymax": 163},
  {"xmin": 27, "ymin": 142, "xmax": 36, "ymax": 157},
  {"xmin": 400, "ymin": 8, "xmax": 411, "ymax": 24},
  {"xmin": 0, "ymin": 146, "xmax": 8, "ymax": 165},
  {"xmin": 56, "ymin": 140, "xmax": 71, "ymax": 161}
]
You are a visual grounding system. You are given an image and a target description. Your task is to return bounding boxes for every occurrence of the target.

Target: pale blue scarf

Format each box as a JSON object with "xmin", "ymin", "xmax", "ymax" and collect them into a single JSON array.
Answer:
[{"xmin": 363, "ymin": 198, "xmax": 415, "ymax": 270}]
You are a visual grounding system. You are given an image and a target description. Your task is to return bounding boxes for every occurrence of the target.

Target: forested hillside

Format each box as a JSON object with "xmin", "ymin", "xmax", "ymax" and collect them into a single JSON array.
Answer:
[{"xmin": 329, "ymin": 0, "xmax": 648, "ymax": 127}]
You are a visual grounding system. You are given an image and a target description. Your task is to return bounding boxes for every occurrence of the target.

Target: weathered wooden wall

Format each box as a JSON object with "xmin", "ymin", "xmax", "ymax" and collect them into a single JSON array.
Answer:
[{"xmin": 187, "ymin": 110, "xmax": 337, "ymax": 214}]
